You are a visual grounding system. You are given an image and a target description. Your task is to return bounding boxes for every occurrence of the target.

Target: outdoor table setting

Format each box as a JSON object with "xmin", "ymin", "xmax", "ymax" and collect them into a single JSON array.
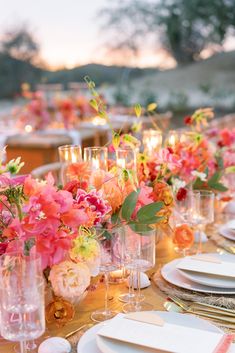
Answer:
[{"xmin": 0, "ymin": 86, "xmax": 235, "ymax": 353}]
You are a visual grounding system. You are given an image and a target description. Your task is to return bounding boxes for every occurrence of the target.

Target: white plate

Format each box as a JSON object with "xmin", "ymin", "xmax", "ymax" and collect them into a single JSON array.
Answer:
[
  {"xmin": 161, "ymin": 258, "xmax": 235, "ymax": 294},
  {"xmin": 219, "ymin": 224, "xmax": 235, "ymax": 241},
  {"xmin": 77, "ymin": 311, "xmax": 224, "ymax": 353},
  {"xmin": 178, "ymin": 253, "xmax": 235, "ymax": 289}
]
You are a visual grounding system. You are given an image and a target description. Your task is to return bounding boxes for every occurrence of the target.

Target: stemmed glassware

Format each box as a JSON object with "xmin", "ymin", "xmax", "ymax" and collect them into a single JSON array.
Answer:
[
  {"xmin": 91, "ymin": 226, "xmax": 124, "ymax": 322},
  {"xmin": 193, "ymin": 190, "xmax": 215, "ymax": 253},
  {"xmin": 122, "ymin": 225, "xmax": 155, "ymax": 313},
  {"xmin": 173, "ymin": 190, "xmax": 199, "ymax": 255},
  {"xmin": 58, "ymin": 144, "xmax": 82, "ymax": 185},
  {"xmin": 0, "ymin": 252, "xmax": 45, "ymax": 353}
]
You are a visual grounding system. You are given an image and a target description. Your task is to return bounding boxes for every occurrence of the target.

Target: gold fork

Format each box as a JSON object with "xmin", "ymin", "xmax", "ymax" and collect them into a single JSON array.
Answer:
[
  {"xmin": 169, "ymin": 296, "xmax": 235, "ymax": 323},
  {"xmin": 169, "ymin": 296, "xmax": 235, "ymax": 316}
]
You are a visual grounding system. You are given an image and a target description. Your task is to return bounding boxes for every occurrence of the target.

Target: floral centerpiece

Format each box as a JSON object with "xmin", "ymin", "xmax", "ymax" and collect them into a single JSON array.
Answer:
[{"xmin": 0, "ymin": 143, "xmax": 167, "ymax": 326}]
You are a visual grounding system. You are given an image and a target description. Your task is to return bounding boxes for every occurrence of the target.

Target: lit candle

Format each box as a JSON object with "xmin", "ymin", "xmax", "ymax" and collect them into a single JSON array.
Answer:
[
  {"xmin": 84, "ymin": 147, "xmax": 108, "ymax": 171},
  {"xmin": 91, "ymin": 157, "xmax": 100, "ymax": 170},
  {"xmin": 165, "ymin": 130, "xmax": 179, "ymax": 148},
  {"xmin": 24, "ymin": 124, "xmax": 33, "ymax": 133},
  {"xmin": 143, "ymin": 129, "xmax": 162, "ymax": 155},
  {"xmin": 117, "ymin": 157, "xmax": 126, "ymax": 169}
]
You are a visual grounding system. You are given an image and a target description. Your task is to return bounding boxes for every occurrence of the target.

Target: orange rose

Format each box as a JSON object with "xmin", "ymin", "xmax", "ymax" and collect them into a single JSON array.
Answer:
[{"xmin": 173, "ymin": 224, "xmax": 194, "ymax": 249}]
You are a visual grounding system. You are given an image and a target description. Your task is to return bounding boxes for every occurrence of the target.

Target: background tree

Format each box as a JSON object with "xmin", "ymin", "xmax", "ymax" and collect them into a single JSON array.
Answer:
[
  {"xmin": 100, "ymin": 0, "xmax": 235, "ymax": 64},
  {"xmin": 1, "ymin": 26, "xmax": 39, "ymax": 63},
  {"xmin": 0, "ymin": 25, "xmax": 42, "ymax": 98}
]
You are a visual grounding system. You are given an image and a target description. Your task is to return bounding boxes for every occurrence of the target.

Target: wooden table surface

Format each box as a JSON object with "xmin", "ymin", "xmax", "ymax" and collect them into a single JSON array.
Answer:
[{"xmin": 0, "ymin": 235, "xmax": 219, "ymax": 353}]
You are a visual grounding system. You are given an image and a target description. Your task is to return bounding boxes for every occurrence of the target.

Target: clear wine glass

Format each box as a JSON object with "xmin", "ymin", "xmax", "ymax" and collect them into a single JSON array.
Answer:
[
  {"xmin": 173, "ymin": 190, "xmax": 200, "ymax": 255},
  {"xmin": 193, "ymin": 190, "xmax": 215, "ymax": 253},
  {"xmin": 0, "ymin": 252, "xmax": 45, "ymax": 353},
  {"xmin": 91, "ymin": 226, "xmax": 124, "ymax": 322},
  {"xmin": 122, "ymin": 225, "xmax": 155, "ymax": 313}
]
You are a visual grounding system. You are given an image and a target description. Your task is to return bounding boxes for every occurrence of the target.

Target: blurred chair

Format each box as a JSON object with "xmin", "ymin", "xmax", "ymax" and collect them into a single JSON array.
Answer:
[{"xmin": 31, "ymin": 162, "xmax": 61, "ymax": 184}]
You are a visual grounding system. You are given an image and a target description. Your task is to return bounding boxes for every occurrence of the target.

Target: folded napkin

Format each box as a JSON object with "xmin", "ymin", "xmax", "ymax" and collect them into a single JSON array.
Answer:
[
  {"xmin": 177, "ymin": 255, "xmax": 235, "ymax": 279},
  {"xmin": 97, "ymin": 313, "xmax": 232, "ymax": 353}
]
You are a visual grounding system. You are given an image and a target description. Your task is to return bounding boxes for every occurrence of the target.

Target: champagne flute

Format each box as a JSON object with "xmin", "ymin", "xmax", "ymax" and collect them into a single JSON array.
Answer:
[{"xmin": 0, "ymin": 252, "xmax": 45, "ymax": 353}]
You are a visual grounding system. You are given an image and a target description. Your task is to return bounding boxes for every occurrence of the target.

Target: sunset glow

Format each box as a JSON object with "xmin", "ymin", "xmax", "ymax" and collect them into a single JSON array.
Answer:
[{"xmin": 0, "ymin": 0, "xmax": 235, "ymax": 70}]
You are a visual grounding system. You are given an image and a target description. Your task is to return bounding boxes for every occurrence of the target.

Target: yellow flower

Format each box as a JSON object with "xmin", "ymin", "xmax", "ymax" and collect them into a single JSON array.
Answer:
[{"xmin": 70, "ymin": 235, "xmax": 101, "ymax": 276}]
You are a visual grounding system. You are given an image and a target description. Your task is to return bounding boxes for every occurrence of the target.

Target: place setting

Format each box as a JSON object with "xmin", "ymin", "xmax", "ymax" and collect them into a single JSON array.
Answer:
[{"xmin": 0, "ymin": 28, "xmax": 235, "ymax": 352}]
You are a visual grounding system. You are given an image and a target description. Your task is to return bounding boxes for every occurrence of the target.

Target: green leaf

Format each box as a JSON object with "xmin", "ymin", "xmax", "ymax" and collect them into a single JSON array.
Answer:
[
  {"xmin": 23, "ymin": 238, "xmax": 35, "ymax": 256},
  {"xmin": 134, "ymin": 103, "xmax": 142, "ymax": 118},
  {"xmin": 210, "ymin": 182, "xmax": 228, "ymax": 192},
  {"xmin": 111, "ymin": 212, "xmax": 119, "ymax": 225},
  {"xmin": 215, "ymin": 155, "xmax": 224, "ymax": 170},
  {"xmin": 208, "ymin": 171, "xmax": 222, "ymax": 185},
  {"xmin": 147, "ymin": 102, "xmax": 157, "ymax": 112},
  {"xmin": 98, "ymin": 110, "xmax": 108, "ymax": 120},
  {"xmin": 225, "ymin": 166, "xmax": 235, "ymax": 174},
  {"xmin": 128, "ymin": 222, "xmax": 153, "ymax": 233},
  {"xmin": 137, "ymin": 202, "xmax": 164, "ymax": 223},
  {"xmin": 89, "ymin": 99, "xmax": 99, "ymax": 111},
  {"xmin": 193, "ymin": 177, "xmax": 204, "ymax": 189},
  {"xmin": 122, "ymin": 134, "xmax": 140, "ymax": 148},
  {"xmin": 136, "ymin": 216, "xmax": 165, "ymax": 225},
  {"xmin": 204, "ymin": 167, "xmax": 209, "ymax": 178},
  {"xmin": 121, "ymin": 189, "xmax": 140, "ymax": 221},
  {"xmin": 112, "ymin": 132, "xmax": 120, "ymax": 149},
  {"xmin": 103, "ymin": 230, "xmax": 112, "ymax": 240}
]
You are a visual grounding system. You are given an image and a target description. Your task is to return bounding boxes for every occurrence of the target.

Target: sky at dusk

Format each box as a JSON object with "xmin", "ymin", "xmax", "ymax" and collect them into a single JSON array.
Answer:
[{"xmin": 0, "ymin": 0, "xmax": 235, "ymax": 69}]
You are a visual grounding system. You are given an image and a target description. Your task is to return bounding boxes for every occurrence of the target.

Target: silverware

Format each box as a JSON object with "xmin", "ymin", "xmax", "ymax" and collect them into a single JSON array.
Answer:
[
  {"xmin": 65, "ymin": 323, "xmax": 92, "ymax": 339},
  {"xmin": 164, "ymin": 300, "xmax": 235, "ymax": 330},
  {"xmin": 193, "ymin": 301, "xmax": 235, "ymax": 316},
  {"xmin": 168, "ymin": 296, "xmax": 235, "ymax": 324},
  {"xmin": 169, "ymin": 296, "xmax": 235, "ymax": 317}
]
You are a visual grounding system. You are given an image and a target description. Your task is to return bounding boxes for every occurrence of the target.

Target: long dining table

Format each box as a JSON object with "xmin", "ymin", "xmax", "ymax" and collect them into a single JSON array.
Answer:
[{"xmin": 0, "ymin": 233, "xmax": 222, "ymax": 353}]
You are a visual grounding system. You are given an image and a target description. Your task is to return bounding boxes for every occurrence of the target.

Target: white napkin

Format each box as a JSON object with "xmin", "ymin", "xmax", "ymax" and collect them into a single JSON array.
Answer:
[
  {"xmin": 177, "ymin": 255, "xmax": 235, "ymax": 279},
  {"xmin": 97, "ymin": 313, "xmax": 228, "ymax": 353}
]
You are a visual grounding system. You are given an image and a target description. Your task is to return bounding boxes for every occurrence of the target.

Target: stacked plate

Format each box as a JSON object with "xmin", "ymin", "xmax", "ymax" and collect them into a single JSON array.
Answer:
[
  {"xmin": 77, "ymin": 311, "xmax": 235, "ymax": 353},
  {"xmin": 219, "ymin": 220, "xmax": 235, "ymax": 241},
  {"xmin": 161, "ymin": 252, "xmax": 235, "ymax": 295}
]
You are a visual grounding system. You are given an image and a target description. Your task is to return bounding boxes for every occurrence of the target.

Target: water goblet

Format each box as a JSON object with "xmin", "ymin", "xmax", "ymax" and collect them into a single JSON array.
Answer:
[
  {"xmin": 122, "ymin": 225, "xmax": 155, "ymax": 313},
  {"xmin": 192, "ymin": 190, "xmax": 215, "ymax": 253},
  {"xmin": 91, "ymin": 226, "xmax": 124, "ymax": 322},
  {"xmin": 0, "ymin": 252, "xmax": 45, "ymax": 353}
]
